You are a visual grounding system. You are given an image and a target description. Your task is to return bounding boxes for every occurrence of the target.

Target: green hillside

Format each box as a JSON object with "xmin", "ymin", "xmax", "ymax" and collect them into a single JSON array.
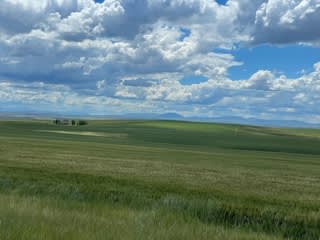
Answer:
[{"xmin": 0, "ymin": 120, "xmax": 319, "ymax": 239}]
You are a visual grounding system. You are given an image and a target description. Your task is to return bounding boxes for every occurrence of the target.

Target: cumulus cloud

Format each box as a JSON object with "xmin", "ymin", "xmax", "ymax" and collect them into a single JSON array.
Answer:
[
  {"xmin": 253, "ymin": 0, "xmax": 320, "ymax": 44},
  {"xmin": 247, "ymin": 70, "xmax": 274, "ymax": 90},
  {"xmin": 1, "ymin": 63, "xmax": 320, "ymax": 122},
  {"xmin": 0, "ymin": 0, "xmax": 320, "ymax": 123},
  {"xmin": 0, "ymin": 0, "xmax": 243, "ymax": 89},
  {"xmin": 0, "ymin": 0, "xmax": 93, "ymax": 34}
]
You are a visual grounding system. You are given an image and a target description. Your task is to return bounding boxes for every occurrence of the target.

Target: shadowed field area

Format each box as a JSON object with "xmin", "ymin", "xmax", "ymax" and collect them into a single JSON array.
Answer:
[{"xmin": 0, "ymin": 120, "xmax": 319, "ymax": 239}]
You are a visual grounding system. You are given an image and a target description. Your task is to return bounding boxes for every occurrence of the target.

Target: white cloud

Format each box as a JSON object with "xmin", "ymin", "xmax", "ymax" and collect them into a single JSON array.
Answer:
[
  {"xmin": 0, "ymin": 0, "xmax": 320, "ymax": 123},
  {"xmin": 0, "ymin": 0, "xmax": 92, "ymax": 34},
  {"xmin": 247, "ymin": 70, "xmax": 274, "ymax": 90},
  {"xmin": 1, "ymin": 60, "xmax": 320, "ymax": 122},
  {"xmin": 0, "ymin": 0, "xmax": 243, "ymax": 89},
  {"xmin": 253, "ymin": 0, "xmax": 320, "ymax": 44}
]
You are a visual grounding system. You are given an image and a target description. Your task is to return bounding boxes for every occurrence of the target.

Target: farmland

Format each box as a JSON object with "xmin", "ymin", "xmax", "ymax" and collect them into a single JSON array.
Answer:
[{"xmin": 0, "ymin": 120, "xmax": 319, "ymax": 239}]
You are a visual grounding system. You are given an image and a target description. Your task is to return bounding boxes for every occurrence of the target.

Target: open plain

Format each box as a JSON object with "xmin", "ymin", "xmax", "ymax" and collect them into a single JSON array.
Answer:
[{"xmin": 0, "ymin": 120, "xmax": 319, "ymax": 239}]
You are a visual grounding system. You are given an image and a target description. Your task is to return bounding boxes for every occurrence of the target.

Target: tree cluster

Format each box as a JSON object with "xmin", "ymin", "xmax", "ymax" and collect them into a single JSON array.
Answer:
[{"xmin": 53, "ymin": 119, "xmax": 88, "ymax": 126}]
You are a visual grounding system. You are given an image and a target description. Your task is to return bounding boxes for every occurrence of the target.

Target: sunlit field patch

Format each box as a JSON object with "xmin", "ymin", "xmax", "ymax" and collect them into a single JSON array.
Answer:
[{"xmin": 34, "ymin": 130, "xmax": 128, "ymax": 138}]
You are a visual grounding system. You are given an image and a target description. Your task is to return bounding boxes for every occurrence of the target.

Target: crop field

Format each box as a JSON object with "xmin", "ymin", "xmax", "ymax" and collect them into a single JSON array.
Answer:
[{"xmin": 0, "ymin": 120, "xmax": 319, "ymax": 239}]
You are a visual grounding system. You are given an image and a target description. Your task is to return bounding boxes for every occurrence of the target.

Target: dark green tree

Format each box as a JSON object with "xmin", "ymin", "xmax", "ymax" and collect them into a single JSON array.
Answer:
[
  {"xmin": 78, "ymin": 120, "xmax": 88, "ymax": 126},
  {"xmin": 53, "ymin": 119, "xmax": 61, "ymax": 125}
]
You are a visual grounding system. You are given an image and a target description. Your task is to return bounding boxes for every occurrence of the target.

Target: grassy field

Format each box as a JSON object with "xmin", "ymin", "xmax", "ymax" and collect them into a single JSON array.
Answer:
[{"xmin": 0, "ymin": 119, "xmax": 319, "ymax": 239}]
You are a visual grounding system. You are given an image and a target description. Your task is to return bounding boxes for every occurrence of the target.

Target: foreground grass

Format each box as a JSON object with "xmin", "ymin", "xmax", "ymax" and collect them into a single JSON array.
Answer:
[
  {"xmin": 0, "ymin": 120, "xmax": 319, "ymax": 239},
  {"xmin": 0, "ymin": 193, "xmax": 281, "ymax": 240}
]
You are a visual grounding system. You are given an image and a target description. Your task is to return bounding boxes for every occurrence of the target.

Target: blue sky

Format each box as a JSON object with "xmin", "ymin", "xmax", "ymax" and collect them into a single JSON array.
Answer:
[
  {"xmin": 215, "ymin": 0, "xmax": 228, "ymax": 5},
  {"xmin": 228, "ymin": 45, "xmax": 320, "ymax": 80},
  {"xmin": 0, "ymin": 0, "xmax": 320, "ymax": 124}
]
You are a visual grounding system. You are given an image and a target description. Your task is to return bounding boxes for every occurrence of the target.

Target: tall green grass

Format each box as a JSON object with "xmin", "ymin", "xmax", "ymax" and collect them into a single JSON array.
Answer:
[{"xmin": 0, "ymin": 120, "xmax": 319, "ymax": 239}]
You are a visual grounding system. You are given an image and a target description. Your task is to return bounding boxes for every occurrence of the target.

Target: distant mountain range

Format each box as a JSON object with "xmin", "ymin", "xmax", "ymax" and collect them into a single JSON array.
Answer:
[
  {"xmin": 1, "ymin": 111, "xmax": 319, "ymax": 128},
  {"xmin": 189, "ymin": 116, "xmax": 320, "ymax": 128}
]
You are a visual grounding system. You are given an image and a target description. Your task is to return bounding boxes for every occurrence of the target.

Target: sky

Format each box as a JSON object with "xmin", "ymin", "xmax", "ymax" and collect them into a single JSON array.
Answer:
[{"xmin": 0, "ymin": 0, "xmax": 320, "ymax": 124}]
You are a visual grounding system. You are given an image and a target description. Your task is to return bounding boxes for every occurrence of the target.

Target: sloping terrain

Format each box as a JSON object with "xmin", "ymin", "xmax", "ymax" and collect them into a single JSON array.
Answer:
[{"xmin": 0, "ymin": 120, "xmax": 319, "ymax": 239}]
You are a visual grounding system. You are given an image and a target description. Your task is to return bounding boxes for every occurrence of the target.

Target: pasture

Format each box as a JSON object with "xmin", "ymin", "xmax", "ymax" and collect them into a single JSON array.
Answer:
[{"xmin": 0, "ymin": 120, "xmax": 319, "ymax": 239}]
